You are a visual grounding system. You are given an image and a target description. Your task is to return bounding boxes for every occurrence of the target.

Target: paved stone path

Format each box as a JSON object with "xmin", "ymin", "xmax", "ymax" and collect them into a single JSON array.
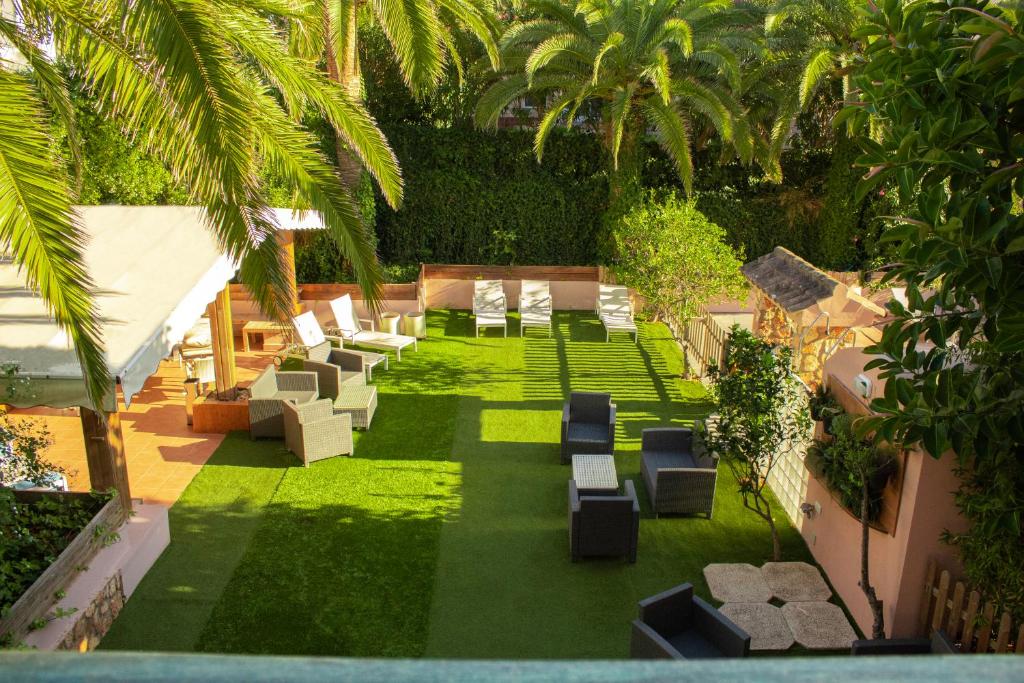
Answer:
[
  {"xmin": 701, "ymin": 561, "xmax": 855, "ymax": 652},
  {"xmin": 762, "ymin": 562, "xmax": 833, "ymax": 602},
  {"xmin": 703, "ymin": 563, "xmax": 772, "ymax": 603},
  {"xmin": 719, "ymin": 603, "xmax": 795, "ymax": 651},
  {"xmin": 782, "ymin": 601, "xmax": 858, "ymax": 650}
]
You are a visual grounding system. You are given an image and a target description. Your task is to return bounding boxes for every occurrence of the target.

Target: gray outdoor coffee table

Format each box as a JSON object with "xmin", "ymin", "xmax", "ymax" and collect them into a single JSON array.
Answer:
[{"xmin": 572, "ymin": 454, "xmax": 618, "ymax": 495}]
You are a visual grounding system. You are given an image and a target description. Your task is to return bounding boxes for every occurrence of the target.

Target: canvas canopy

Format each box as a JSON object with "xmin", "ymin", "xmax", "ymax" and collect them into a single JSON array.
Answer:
[{"xmin": 0, "ymin": 205, "xmax": 320, "ymax": 410}]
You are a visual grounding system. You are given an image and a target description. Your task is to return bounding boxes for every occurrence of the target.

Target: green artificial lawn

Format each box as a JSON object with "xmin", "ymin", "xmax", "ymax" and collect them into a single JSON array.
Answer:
[{"xmin": 101, "ymin": 311, "xmax": 817, "ymax": 658}]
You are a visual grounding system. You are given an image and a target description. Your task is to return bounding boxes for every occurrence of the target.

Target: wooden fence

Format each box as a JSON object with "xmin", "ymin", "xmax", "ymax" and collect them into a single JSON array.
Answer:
[
  {"xmin": 420, "ymin": 264, "xmax": 604, "ymax": 282},
  {"xmin": 682, "ymin": 307, "xmax": 730, "ymax": 377},
  {"xmin": 919, "ymin": 558, "xmax": 1024, "ymax": 653}
]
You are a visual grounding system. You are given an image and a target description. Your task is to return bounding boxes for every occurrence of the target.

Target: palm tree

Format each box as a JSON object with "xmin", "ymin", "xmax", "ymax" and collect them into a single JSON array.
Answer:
[
  {"xmin": 475, "ymin": 0, "xmax": 774, "ymax": 200},
  {"xmin": 290, "ymin": 0, "xmax": 500, "ymax": 187},
  {"xmin": 765, "ymin": 0, "xmax": 861, "ymax": 110},
  {"xmin": 0, "ymin": 0, "xmax": 402, "ymax": 409}
]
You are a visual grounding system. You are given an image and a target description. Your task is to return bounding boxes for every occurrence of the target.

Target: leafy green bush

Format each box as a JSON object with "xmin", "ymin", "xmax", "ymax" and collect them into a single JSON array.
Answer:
[
  {"xmin": 373, "ymin": 125, "xmax": 609, "ymax": 266},
  {"xmin": 0, "ymin": 489, "xmax": 110, "ymax": 620},
  {"xmin": 613, "ymin": 193, "xmax": 747, "ymax": 323}
]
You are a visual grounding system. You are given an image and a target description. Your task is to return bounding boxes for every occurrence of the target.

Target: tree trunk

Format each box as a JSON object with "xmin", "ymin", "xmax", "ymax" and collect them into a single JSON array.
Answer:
[
  {"xmin": 326, "ymin": 1, "xmax": 363, "ymax": 189},
  {"xmin": 860, "ymin": 480, "xmax": 885, "ymax": 639},
  {"xmin": 765, "ymin": 503, "xmax": 781, "ymax": 561}
]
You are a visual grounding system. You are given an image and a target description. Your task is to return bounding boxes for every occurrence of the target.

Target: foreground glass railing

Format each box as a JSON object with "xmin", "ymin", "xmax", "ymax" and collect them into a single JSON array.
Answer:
[{"xmin": 0, "ymin": 652, "xmax": 1020, "ymax": 682}]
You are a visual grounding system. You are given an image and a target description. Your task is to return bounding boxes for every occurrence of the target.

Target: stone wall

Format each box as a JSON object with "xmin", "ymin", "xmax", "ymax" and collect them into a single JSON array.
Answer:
[{"xmin": 58, "ymin": 573, "xmax": 125, "ymax": 652}]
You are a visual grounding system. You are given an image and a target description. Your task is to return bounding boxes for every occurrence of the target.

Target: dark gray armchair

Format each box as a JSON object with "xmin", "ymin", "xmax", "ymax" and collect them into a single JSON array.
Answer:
[
  {"xmin": 641, "ymin": 427, "xmax": 718, "ymax": 518},
  {"xmin": 630, "ymin": 583, "xmax": 750, "ymax": 660},
  {"xmin": 569, "ymin": 479, "xmax": 639, "ymax": 563},
  {"xmin": 851, "ymin": 630, "xmax": 957, "ymax": 655},
  {"xmin": 561, "ymin": 392, "xmax": 616, "ymax": 464}
]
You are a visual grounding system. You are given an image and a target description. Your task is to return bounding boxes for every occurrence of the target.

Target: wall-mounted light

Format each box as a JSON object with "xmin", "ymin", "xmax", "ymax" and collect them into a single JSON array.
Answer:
[
  {"xmin": 854, "ymin": 374, "xmax": 872, "ymax": 399},
  {"xmin": 800, "ymin": 501, "xmax": 821, "ymax": 519}
]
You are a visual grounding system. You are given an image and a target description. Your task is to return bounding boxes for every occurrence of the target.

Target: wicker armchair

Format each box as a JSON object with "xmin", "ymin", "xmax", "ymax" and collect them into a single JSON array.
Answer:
[
  {"xmin": 641, "ymin": 428, "xmax": 718, "ymax": 518},
  {"xmin": 282, "ymin": 399, "xmax": 353, "ymax": 466},
  {"xmin": 631, "ymin": 583, "xmax": 750, "ymax": 660},
  {"xmin": 247, "ymin": 367, "xmax": 319, "ymax": 439},
  {"xmin": 560, "ymin": 392, "xmax": 616, "ymax": 464},
  {"xmin": 569, "ymin": 479, "xmax": 639, "ymax": 563},
  {"xmin": 303, "ymin": 342, "xmax": 366, "ymax": 400},
  {"xmin": 306, "ymin": 341, "xmax": 387, "ymax": 383}
]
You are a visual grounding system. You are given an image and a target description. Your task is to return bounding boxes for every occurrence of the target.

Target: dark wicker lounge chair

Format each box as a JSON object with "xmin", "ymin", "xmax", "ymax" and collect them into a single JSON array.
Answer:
[
  {"xmin": 640, "ymin": 427, "xmax": 718, "ymax": 518},
  {"xmin": 630, "ymin": 583, "xmax": 750, "ymax": 660},
  {"xmin": 568, "ymin": 479, "xmax": 639, "ymax": 563},
  {"xmin": 851, "ymin": 630, "xmax": 958, "ymax": 655},
  {"xmin": 561, "ymin": 392, "xmax": 616, "ymax": 464}
]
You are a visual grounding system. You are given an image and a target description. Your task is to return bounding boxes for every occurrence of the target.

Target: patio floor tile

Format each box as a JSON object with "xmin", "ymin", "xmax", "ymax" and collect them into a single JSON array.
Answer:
[
  {"xmin": 719, "ymin": 602, "xmax": 795, "ymax": 651},
  {"xmin": 704, "ymin": 563, "xmax": 773, "ymax": 603}
]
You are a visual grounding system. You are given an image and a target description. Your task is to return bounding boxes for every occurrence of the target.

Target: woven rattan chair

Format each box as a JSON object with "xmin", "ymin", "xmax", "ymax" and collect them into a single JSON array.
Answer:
[
  {"xmin": 248, "ymin": 367, "xmax": 319, "ymax": 438},
  {"xmin": 631, "ymin": 583, "xmax": 750, "ymax": 659},
  {"xmin": 282, "ymin": 399, "xmax": 353, "ymax": 465},
  {"xmin": 569, "ymin": 479, "xmax": 639, "ymax": 562},
  {"xmin": 303, "ymin": 342, "xmax": 367, "ymax": 394},
  {"xmin": 560, "ymin": 392, "xmax": 616, "ymax": 464},
  {"xmin": 640, "ymin": 427, "xmax": 718, "ymax": 518}
]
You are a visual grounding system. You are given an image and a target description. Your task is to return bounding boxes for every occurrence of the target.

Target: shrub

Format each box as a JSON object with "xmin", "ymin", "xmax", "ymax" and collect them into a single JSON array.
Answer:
[
  {"xmin": 613, "ymin": 193, "xmax": 747, "ymax": 324},
  {"xmin": 373, "ymin": 125, "xmax": 609, "ymax": 266}
]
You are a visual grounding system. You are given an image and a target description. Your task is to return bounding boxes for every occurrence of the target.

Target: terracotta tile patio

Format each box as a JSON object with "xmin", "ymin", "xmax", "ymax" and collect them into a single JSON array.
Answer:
[{"xmin": 5, "ymin": 346, "xmax": 276, "ymax": 507}]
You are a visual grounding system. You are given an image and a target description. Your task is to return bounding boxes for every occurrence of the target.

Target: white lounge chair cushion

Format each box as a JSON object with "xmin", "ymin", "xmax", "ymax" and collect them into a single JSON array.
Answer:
[{"xmin": 352, "ymin": 330, "xmax": 416, "ymax": 351}]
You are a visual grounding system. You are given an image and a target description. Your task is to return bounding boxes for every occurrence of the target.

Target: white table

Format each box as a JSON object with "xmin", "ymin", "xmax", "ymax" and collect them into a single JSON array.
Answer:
[{"xmin": 572, "ymin": 454, "xmax": 618, "ymax": 495}]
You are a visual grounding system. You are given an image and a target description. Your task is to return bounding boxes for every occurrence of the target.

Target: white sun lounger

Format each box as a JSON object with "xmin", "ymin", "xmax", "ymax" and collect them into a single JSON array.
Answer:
[
  {"xmin": 328, "ymin": 294, "xmax": 418, "ymax": 361},
  {"xmin": 473, "ymin": 280, "xmax": 508, "ymax": 337},
  {"xmin": 596, "ymin": 284, "xmax": 638, "ymax": 343},
  {"xmin": 519, "ymin": 280, "xmax": 552, "ymax": 337},
  {"xmin": 292, "ymin": 311, "xmax": 388, "ymax": 380}
]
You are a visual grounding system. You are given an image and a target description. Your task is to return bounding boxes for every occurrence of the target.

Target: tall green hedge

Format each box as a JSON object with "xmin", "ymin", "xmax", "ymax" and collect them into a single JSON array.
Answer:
[
  {"xmin": 375, "ymin": 126, "xmax": 892, "ymax": 272},
  {"xmin": 374, "ymin": 126, "xmax": 608, "ymax": 265}
]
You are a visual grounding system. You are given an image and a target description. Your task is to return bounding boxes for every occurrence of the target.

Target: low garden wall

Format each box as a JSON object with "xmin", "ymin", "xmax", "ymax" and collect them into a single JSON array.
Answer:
[
  {"xmin": 0, "ymin": 492, "xmax": 123, "ymax": 644},
  {"xmin": 420, "ymin": 264, "xmax": 606, "ymax": 311},
  {"xmin": 23, "ymin": 503, "xmax": 169, "ymax": 651}
]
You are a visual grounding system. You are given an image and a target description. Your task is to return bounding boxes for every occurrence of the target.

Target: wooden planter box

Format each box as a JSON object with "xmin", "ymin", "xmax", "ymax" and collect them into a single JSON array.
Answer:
[
  {"xmin": 0, "ymin": 493, "xmax": 123, "ymax": 643},
  {"xmin": 192, "ymin": 395, "xmax": 250, "ymax": 434}
]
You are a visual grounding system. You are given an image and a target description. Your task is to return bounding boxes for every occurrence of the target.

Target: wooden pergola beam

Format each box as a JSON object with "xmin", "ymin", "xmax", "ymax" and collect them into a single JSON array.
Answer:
[
  {"xmin": 207, "ymin": 285, "xmax": 237, "ymax": 399},
  {"xmin": 80, "ymin": 407, "xmax": 131, "ymax": 514},
  {"xmin": 278, "ymin": 229, "xmax": 301, "ymax": 314}
]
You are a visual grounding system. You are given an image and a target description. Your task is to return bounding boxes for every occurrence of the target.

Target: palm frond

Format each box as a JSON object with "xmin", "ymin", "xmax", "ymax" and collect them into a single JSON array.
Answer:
[
  {"xmin": 800, "ymin": 46, "xmax": 835, "ymax": 108},
  {"xmin": 0, "ymin": 70, "xmax": 109, "ymax": 409},
  {"xmin": 642, "ymin": 95, "xmax": 694, "ymax": 194}
]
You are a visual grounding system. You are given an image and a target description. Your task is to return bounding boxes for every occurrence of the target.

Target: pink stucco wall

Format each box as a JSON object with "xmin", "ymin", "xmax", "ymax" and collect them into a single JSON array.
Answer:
[
  {"xmin": 801, "ymin": 348, "xmax": 968, "ymax": 637},
  {"xmin": 423, "ymin": 278, "xmax": 602, "ymax": 311}
]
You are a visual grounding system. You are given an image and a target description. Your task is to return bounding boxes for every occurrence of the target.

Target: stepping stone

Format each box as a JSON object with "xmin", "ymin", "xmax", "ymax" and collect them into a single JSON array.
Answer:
[
  {"xmin": 762, "ymin": 562, "xmax": 832, "ymax": 602},
  {"xmin": 719, "ymin": 602, "xmax": 794, "ymax": 652},
  {"xmin": 703, "ymin": 563, "xmax": 772, "ymax": 603},
  {"xmin": 782, "ymin": 601, "xmax": 857, "ymax": 650}
]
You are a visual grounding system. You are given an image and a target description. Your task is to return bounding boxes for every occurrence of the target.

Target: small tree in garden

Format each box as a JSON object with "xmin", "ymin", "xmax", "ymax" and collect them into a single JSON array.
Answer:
[
  {"xmin": 705, "ymin": 328, "xmax": 811, "ymax": 561},
  {"xmin": 614, "ymin": 194, "xmax": 747, "ymax": 327},
  {"xmin": 809, "ymin": 414, "xmax": 895, "ymax": 639}
]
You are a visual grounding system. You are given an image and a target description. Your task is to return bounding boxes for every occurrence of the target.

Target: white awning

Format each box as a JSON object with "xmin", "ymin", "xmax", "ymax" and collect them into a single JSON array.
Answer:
[{"xmin": 0, "ymin": 205, "xmax": 243, "ymax": 410}]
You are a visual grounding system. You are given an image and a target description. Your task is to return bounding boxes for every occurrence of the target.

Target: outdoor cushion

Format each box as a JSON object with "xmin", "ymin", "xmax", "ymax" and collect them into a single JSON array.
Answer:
[
  {"xmin": 643, "ymin": 450, "xmax": 697, "ymax": 470},
  {"xmin": 274, "ymin": 390, "xmax": 319, "ymax": 405},
  {"xmin": 667, "ymin": 630, "xmax": 726, "ymax": 659},
  {"xmin": 567, "ymin": 422, "xmax": 610, "ymax": 445}
]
